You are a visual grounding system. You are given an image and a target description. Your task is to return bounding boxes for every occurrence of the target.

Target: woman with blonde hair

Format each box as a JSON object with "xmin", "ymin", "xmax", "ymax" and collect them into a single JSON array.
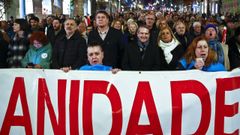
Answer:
[
  {"xmin": 111, "ymin": 19, "xmax": 123, "ymax": 32},
  {"xmin": 178, "ymin": 36, "xmax": 226, "ymax": 71},
  {"xmin": 123, "ymin": 21, "xmax": 138, "ymax": 44},
  {"xmin": 158, "ymin": 26, "xmax": 184, "ymax": 70}
]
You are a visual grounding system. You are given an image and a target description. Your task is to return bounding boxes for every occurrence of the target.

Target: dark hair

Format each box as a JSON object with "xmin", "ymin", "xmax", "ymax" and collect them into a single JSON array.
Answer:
[
  {"xmin": 52, "ymin": 17, "xmax": 61, "ymax": 23},
  {"xmin": 14, "ymin": 18, "xmax": 29, "ymax": 31},
  {"xmin": 88, "ymin": 41, "xmax": 103, "ymax": 51},
  {"xmin": 29, "ymin": 16, "xmax": 39, "ymax": 22},
  {"xmin": 95, "ymin": 10, "xmax": 110, "ymax": 20},
  {"xmin": 29, "ymin": 31, "xmax": 48, "ymax": 45}
]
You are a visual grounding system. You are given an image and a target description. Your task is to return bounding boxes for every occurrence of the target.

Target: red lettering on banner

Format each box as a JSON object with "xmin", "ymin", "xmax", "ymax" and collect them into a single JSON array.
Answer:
[
  {"xmin": 215, "ymin": 77, "xmax": 240, "ymax": 135},
  {"xmin": 171, "ymin": 80, "xmax": 211, "ymax": 135},
  {"xmin": 69, "ymin": 80, "xmax": 80, "ymax": 135},
  {"xmin": 0, "ymin": 77, "xmax": 32, "ymax": 135},
  {"xmin": 82, "ymin": 80, "xmax": 122, "ymax": 135},
  {"xmin": 126, "ymin": 82, "xmax": 163, "ymax": 135},
  {"xmin": 37, "ymin": 79, "xmax": 66, "ymax": 135}
]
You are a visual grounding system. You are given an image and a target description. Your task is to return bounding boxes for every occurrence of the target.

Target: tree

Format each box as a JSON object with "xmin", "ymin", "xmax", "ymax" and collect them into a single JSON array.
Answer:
[{"xmin": 0, "ymin": 0, "xmax": 11, "ymax": 20}]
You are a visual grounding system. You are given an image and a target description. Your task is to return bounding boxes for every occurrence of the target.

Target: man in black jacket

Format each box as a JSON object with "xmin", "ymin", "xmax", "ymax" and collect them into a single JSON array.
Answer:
[
  {"xmin": 227, "ymin": 26, "xmax": 240, "ymax": 70},
  {"xmin": 47, "ymin": 18, "xmax": 65, "ymax": 47},
  {"xmin": 145, "ymin": 11, "xmax": 159, "ymax": 45},
  {"xmin": 122, "ymin": 25, "xmax": 161, "ymax": 70},
  {"xmin": 0, "ymin": 31, "xmax": 8, "ymax": 68},
  {"xmin": 51, "ymin": 18, "xmax": 87, "ymax": 72},
  {"xmin": 88, "ymin": 10, "xmax": 125, "ymax": 68}
]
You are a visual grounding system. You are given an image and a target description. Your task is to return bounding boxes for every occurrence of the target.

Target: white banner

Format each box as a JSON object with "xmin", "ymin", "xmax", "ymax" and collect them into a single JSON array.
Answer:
[{"xmin": 0, "ymin": 69, "xmax": 239, "ymax": 135}]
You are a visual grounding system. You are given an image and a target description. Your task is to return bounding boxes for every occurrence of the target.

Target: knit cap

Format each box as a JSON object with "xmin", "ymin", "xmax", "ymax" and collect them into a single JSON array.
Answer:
[{"xmin": 205, "ymin": 24, "xmax": 217, "ymax": 32}]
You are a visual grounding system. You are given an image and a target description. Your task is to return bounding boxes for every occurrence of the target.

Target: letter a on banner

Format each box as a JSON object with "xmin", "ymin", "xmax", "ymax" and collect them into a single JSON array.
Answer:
[
  {"xmin": 126, "ymin": 82, "xmax": 163, "ymax": 135},
  {"xmin": 0, "ymin": 77, "xmax": 32, "ymax": 135}
]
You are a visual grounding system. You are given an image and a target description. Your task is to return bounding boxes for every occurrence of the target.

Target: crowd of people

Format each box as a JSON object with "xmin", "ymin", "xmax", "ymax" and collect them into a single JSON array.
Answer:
[{"xmin": 0, "ymin": 10, "xmax": 240, "ymax": 72}]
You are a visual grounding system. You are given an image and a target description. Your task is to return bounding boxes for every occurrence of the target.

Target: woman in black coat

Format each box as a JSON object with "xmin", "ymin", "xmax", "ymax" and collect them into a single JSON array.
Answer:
[{"xmin": 157, "ymin": 26, "xmax": 184, "ymax": 70}]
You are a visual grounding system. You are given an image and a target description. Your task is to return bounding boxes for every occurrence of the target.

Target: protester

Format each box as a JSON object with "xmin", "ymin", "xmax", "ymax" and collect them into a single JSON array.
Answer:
[
  {"xmin": 122, "ymin": 25, "xmax": 161, "ymax": 70},
  {"xmin": 227, "ymin": 26, "xmax": 240, "ymax": 70},
  {"xmin": 80, "ymin": 42, "xmax": 120, "ymax": 73},
  {"xmin": 45, "ymin": 15, "xmax": 54, "ymax": 35},
  {"xmin": 204, "ymin": 23, "xmax": 230, "ymax": 69},
  {"xmin": 145, "ymin": 11, "xmax": 159, "ymax": 45},
  {"xmin": 88, "ymin": 10, "xmax": 125, "ymax": 68},
  {"xmin": 0, "ymin": 21, "xmax": 12, "ymax": 43},
  {"xmin": 158, "ymin": 26, "xmax": 184, "ymax": 70},
  {"xmin": 51, "ymin": 18, "xmax": 87, "ymax": 72},
  {"xmin": 0, "ymin": 31, "xmax": 8, "ymax": 68},
  {"xmin": 189, "ymin": 21, "xmax": 204, "ymax": 43},
  {"xmin": 111, "ymin": 19, "xmax": 123, "ymax": 32},
  {"xmin": 2, "ymin": 11, "xmax": 240, "ymax": 72},
  {"xmin": 78, "ymin": 21, "xmax": 88, "ymax": 42},
  {"xmin": 174, "ymin": 21, "xmax": 191, "ymax": 51},
  {"xmin": 29, "ymin": 16, "xmax": 44, "ymax": 33},
  {"xmin": 123, "ymin": 21, "xmax": 138, "ymax": 44},
  {"xmin": 21, "ymin": 32, "xmax": 51, "ymax": 69},
  {"xmin": 7, "ymin": 19, "xmax": 30, "ymax": 68},
  {"xmin": 156, "ymin": 18, "xmax": 168, "ymax": 31},
  {"xmin": 47, "ymin": 17, "xmax": 65, "ymax": 47},
  {"xmin": 178, "ymin": 36, "xmax": 226, "ymax": 71}
]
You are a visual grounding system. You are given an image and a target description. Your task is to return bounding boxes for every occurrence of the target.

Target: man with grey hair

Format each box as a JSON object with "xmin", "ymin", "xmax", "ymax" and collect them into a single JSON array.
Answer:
[
  {"xmin": 52, "ymin": 18, "xmax": 87, "ymax": 72},
  {"xmin": 189, "ymin": 21, "xmax": 204, "ymax": 43}
]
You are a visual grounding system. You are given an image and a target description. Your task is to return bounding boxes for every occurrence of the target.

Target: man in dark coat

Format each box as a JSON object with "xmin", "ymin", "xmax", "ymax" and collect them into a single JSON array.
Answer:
[
  {"xmin": 29, "ymin": 16, "xmax": 45, "ymax": 33},
  {"xmin": 227, "ymin": 26, "xmax": 240, "ymax": 70},
  {"xmin": 47, "ymin": 18, "xmax": 65, "ymax": 47},
  {"xmin": 51, "ymin": 18, "xmax": 87, "ymax": 72},
  {"xmin": 122, "ymin": 25, "xmax": 161, "ymax": 70},
  {"xmin": 145, "ymin": 11, "xmax": 159, "ymax": 45},
  {"xmin": 88, "ymin": 10, "xmax": 125, "ymax": 68},
  {"xmin": 0, "ymin": 31, "xmax": 8, "ymax": 68},
  {"xmin": 174, "ymin": 21, "xmax": 191, "ymax": 51}
]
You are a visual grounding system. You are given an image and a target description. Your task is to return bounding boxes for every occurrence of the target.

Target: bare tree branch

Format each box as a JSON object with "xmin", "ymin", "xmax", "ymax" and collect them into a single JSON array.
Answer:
[{"xmin": 0, "ymin": 0, "xmax": 12, "ymax": 20}]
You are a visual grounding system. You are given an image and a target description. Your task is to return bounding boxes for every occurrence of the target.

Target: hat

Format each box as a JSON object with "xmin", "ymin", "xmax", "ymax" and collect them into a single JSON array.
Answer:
[{"xmin": 205, "ymin": 24, "xmax": 217, "ymax": 32}]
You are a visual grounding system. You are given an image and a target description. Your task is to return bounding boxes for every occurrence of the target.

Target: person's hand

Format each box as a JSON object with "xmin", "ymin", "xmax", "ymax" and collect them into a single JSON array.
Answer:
[
  {"xmin": 195, "ymin": 58, "xmax": 205, "ymax": 70},
  {"xmin": 60, "ymin": 66, "xmax": 71, "ymax": 73},
  {"xmin": 111, "ymin": 68, "xmax": 121, "ymax": 74}
]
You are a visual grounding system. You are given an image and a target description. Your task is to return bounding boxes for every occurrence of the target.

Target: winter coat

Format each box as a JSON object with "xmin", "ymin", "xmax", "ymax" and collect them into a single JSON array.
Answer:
[
  {"xmin": 178, "ymin": 58, "xmax": 226, "ymax": 72},
  {"xmin": 21, "ymin": 43, "xmax": 52, "ymax": 69}
]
